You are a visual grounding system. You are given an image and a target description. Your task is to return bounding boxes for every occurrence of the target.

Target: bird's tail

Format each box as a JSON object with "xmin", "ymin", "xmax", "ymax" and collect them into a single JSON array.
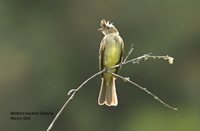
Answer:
[{"xmin": 98, "ymin": 77, "xmax": 118, "ymax": 106}]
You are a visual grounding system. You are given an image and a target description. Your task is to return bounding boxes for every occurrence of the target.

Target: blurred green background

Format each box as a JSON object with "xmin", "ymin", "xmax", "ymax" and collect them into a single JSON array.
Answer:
[{"xmin": 0, "ymin": 0, "xmax": 200, "ymax": 131}]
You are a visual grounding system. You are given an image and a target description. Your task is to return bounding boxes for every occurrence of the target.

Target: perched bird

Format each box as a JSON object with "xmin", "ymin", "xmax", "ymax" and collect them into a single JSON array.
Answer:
[{"xmin": 98, "ymin": 19, "xmax": 124, "ymax": 106}]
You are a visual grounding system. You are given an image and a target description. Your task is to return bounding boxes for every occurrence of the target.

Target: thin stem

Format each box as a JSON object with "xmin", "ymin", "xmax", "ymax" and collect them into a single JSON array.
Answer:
[
  {"xmin": 46, "ymin": 70, "xmax": 105, "ymax": 131},
  {"xmin": 123, "ymin": 53, "xmax": 152, "ymax": 65},
  {"xmin": 109, "ymin": 53, "xmax": 173, "ymax": 70},
  {"xmin": 111, "ymin": 73, "xmax": 178, "ymax": 110},
  {"xmin": 123, "ymin": 44, "xmax": 134, "ymax": 62}
]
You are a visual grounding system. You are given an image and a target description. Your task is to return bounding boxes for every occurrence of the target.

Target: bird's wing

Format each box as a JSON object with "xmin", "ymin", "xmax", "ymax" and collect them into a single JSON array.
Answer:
[
  {"xmin": 99, "ymin": 37, "xmax": 106, "ymax": 71},
  {"xmin": 120, "ymin": 37, "xmax": 124, "ymax": 63},
  {"xmin": 113, "ymin": 35, "xmax": 124, "ymax": 73}
]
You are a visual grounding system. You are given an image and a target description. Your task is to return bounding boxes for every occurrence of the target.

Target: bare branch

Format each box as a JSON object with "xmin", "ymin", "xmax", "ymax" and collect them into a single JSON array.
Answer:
[
  {"xmin": 123, "ymin": 53, "xmax": 152, "ymax": 65},
  {"xmin": 123, "ymin": 44, "xmax": 134, "ymax": 62},
  {"xmin": 46, "ymin": 69, "xmax": 105, "ymax": 131},
  {"xmin": 125, "ymin": 54, "xmax": 174, "ymax": 65},
  {"xmin": 109, "ymin": 53, "xmax": 173, "ymax": 70},
  {"xmin": 111, "ymin": 73, "xmax": 178, "ymax": 111}
]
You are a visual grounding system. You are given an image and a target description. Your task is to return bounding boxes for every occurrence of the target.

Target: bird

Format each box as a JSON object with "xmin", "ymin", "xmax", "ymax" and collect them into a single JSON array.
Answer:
[{"xmin": 98, "ymin": 19, "xmax": 124, "ymax": 106}]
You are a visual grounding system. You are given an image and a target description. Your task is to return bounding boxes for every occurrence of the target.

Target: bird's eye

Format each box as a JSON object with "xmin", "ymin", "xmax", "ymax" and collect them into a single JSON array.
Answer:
[{"xmin": 106, "ymin": 27, "xmax": 110, "ymax": 29}]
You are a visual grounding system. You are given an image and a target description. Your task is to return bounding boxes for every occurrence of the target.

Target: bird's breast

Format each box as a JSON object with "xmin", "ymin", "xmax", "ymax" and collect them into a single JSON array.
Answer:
[{"xmin": 103, "ymin": 40, "xmax": 122, "ymax": 68}]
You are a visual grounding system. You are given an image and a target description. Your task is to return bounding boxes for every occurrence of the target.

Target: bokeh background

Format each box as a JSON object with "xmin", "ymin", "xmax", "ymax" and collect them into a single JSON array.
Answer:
[{"xmin": 0, "ymin": 0, "xmax": 200, "ymax": 131}]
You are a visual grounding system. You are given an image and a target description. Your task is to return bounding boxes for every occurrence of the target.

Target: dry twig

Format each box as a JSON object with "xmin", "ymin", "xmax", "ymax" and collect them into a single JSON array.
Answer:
[
  {"xmin": 46, "ymin": 70, "xmax": 105, "ymax": 131},
  {"xmin": 111, "ymin": 72, "xmax": 177, "ymax": 111}
]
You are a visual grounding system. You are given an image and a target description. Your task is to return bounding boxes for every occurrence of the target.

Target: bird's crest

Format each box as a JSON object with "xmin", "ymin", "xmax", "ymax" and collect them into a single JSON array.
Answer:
[{"xmin": 100, "ymin": 19, "xmax": 114, "ymax": 28}]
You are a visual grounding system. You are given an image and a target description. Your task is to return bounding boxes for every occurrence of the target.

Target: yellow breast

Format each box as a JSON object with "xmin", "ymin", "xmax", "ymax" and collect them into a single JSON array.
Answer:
[{"xmin": 103, "ymin": 42, "xmax": 121, "ymax": 68}]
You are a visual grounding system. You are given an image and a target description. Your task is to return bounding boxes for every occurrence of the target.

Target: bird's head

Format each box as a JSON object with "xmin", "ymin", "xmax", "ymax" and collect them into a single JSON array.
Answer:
[{"xmin": 98, "ymin": 19, "xmax": 119, "ymax": 35}]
